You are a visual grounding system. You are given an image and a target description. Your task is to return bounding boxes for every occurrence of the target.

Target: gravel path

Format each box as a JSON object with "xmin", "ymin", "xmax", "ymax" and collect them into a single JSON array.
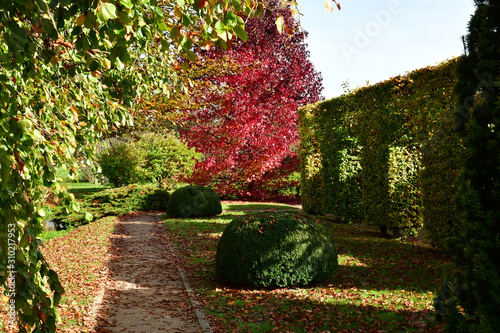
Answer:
[{"xmin": 92, "ymin": 212, "xmax": 211, "ymax": 333}]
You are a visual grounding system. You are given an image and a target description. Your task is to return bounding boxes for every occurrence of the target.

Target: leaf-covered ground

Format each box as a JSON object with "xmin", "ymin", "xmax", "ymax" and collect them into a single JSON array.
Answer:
[
  {"xmin": 163, "ymin": 201, "xmax": 453, "ymax": 332},
  {"xmin": 1, "ymin": 200, "xmax": 453, "ymax": 332},
  {"xmin": 1, "ymin": 216, "xmax": 115, "ymax": 332}
]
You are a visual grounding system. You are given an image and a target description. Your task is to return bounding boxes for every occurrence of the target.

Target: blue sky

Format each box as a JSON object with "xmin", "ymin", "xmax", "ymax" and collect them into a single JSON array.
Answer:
[{"xmin": 299, "ymin": 0, "xmax": 476, "ymax": 99}]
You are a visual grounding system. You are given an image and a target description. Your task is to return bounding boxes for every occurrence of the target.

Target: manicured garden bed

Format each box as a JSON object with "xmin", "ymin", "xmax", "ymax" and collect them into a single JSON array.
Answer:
[
  {"xmin": 163, "ymin": 201, "xmax": 453, "ymax": 332},
  {"xmin": 1, "ymin": 198, "xmax": 452, "ymax": 332}
]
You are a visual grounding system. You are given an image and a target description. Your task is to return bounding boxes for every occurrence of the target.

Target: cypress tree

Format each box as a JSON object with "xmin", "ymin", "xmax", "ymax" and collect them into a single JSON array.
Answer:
[{"xmin": 437, "ymin": 1, "xmax": 500, "ymax": 332}]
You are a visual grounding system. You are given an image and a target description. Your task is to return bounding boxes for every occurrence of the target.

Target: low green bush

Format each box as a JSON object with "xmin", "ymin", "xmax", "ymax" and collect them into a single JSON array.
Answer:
[
  {"xmin": 166, "ymin": 185, "xmax": 222, "ymax": 218},
  {"xmin": 136, "ymin": 132, "xmax": 201, "ymax": 190},
  {"xmin": 97, "ymin": 132, "xmax": 201, "ymax": 189},
  {"xmin": 52, "ymin": 184, "xmax": 170, "ymax": 228},
  {"xmin": 215, "ymin": 211, "xmax": 338, "ymax": 288},
  {"xmin": 97, "ymin": 142, "xmax": 143, "ymax": 187}
]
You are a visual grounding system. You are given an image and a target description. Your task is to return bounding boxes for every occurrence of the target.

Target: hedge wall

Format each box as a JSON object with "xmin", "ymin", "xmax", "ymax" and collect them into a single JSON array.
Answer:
[
  {"xmin": 298, "ymin": 58, "xmax": 464, "ymax": 244},
  {"xmin": 298, "ymin": 102, "xmax": 324, "ymax": 215},
  {"xmin": 317, "ymin": 96, "xmax": 362, "ymax": 222}
]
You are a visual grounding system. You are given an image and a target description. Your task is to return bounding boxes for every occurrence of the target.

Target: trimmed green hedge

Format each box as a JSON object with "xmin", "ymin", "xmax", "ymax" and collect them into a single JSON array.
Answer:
[
  {"xmin": 299, "ymin": 58, "xmax": 464, "ymax": 243},
  {"xmin": 167, "ymin": 185, "xmax": 222, "ymax": 218},
  {"xmin": 52, "ymin": 184, "xmax": 170, "ymax": 228},
  {"xmin": 215, "ymin": 211, "xmax": 338, "ymax": 288},
  {"xmin": 298, "ymin": 103, "xmax": 324, "ymax": 215}
]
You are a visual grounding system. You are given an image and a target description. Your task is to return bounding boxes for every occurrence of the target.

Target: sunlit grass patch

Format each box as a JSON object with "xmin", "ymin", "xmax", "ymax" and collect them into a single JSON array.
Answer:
[
  {"xmin": 222, "ymin": 201, "xmax": 301, "ymax": 212},
  {"xmin": 163, "ymin": 201, "xmax": 452, "ymax": 332}
]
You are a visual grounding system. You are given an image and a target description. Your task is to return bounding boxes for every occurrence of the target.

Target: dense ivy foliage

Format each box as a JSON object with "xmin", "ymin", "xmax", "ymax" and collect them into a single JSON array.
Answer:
[
  {"xmin": 0, "ymin": 0, "xmax": 282, "ymax": 330},
  {"xmin": 435, "ymin": 1, "xmax": 500, "ymax": 331},
  {"xmin": 299, "ymin": 59, "xmax": 463, "ymax": 239},
  {"xmin": 215, "ymin": 211, "xmax": 338, "ymax": 287}
]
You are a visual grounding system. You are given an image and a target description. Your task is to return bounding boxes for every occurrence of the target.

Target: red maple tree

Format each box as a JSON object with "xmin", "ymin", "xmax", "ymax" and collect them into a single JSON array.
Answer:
[{"xmin": 179, "ymin": 0, "xmax": 323, "ymax": 200}]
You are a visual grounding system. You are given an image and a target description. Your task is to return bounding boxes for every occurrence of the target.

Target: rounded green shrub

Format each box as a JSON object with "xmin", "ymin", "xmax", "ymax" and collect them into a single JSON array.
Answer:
[
  {"xmin": 97, "ymin": 142, "xmax": 142, "ymax": 187},
  {"xmin": 167, "ymin": 185, "xmax": 222, "ymax": 218},
  {"xmin": 215, "ymin": 211, "xmax": 338, "ymax": 288},
  {"xmin": 96, "ymin": 132, "xmax": 201, "ymax": 189}
]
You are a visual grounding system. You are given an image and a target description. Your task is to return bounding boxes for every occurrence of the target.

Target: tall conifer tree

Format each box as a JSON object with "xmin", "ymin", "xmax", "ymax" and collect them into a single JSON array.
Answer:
[{"xmin": 437, "ymin": 1, "xmax": 500, "ymax": 331}]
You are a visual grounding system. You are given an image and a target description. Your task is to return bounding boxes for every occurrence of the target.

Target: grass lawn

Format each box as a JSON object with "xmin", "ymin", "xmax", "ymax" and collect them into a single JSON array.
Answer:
[
  {"xmin": 68, "ymin": 181, "xmax": 111, "ymax": 191},
  {"xmin": 67, "ymin": 182, "xmax": 111, "ymax": 198},
  {"xmin": 1, "ymin": 198, "xmax": 452, "ymax": 332},
  {"xmin": 163, "ymin": 201, "xmax": 453, "ymax": 332}
]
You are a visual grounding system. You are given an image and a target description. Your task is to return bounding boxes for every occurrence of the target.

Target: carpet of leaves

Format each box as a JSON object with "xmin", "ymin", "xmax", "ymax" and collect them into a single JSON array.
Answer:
[
  {"xmin": 163, "ymin": 202, "xmax": 453, "ymax": 333},
  {"xmin": 1, "ymin": 216, "xmax": 115, "ymax": 332}
]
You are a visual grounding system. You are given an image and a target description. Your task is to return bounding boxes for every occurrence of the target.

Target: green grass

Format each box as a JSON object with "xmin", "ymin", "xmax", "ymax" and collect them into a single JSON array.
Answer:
[
  {"xmin": 223, "ymin": 202, "xmax": 300, "ymax": 211},
  {"xmin": 162, "ymin": 202, "xmax": 453, "ymax": 332},
  {"xmin": 39, "ymin": 227, "xmax": 76, "ymax": 242},
  {"xmin": 68, "ymin": 181, "xmax": 111, "ymax": 192}
]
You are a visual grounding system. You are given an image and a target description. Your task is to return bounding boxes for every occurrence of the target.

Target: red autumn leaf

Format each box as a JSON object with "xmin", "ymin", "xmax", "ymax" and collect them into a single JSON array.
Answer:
[{"xmin": 197, "ymin": 0, "xmax": 209, "ymax": 9}]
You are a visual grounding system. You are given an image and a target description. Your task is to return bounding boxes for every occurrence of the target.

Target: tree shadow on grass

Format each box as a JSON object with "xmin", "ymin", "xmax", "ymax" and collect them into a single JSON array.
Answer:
[
  {"xmin": 163, "ymin": 213, "xmax": 244, "ymax": 223},
  {"xmin": 324, "ymin": 222, "xmax": 452, "ymax": 292},
  {"xmin": 222, "ymin": 202, "xmax": 301, "ymax": 212},
  {"xmin": 202, "ymin": 288, "xmax": 441, "ymax": 332},
  {"xmin": 164, "ymin": 211, "xmax": 451, "ymax": 294},
  {"xmin": 161, "ymin": 207, "xmax": 449, "ymax": 332}
]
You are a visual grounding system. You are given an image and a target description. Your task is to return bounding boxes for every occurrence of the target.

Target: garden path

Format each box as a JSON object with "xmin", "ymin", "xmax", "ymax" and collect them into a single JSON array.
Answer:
[{"xmin": 91, "ymin": 212, "xmax": 212, "ymax": 333}]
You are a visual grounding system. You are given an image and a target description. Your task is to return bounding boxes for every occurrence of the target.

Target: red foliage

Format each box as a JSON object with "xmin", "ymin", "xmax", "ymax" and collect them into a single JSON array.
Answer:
[{"xmin": 179, "ymin": 1, "xmax": 323, "ymax": 200}]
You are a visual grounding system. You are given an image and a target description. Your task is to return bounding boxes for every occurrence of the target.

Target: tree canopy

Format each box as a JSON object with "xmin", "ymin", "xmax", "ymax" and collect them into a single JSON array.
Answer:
[
  {"xmin": 179, "ymin": 0, "xmax": 323, "ymax": 199},
  {"xmin": 0, "ymin": 0, "xmax": 287, "ymax": 331}
]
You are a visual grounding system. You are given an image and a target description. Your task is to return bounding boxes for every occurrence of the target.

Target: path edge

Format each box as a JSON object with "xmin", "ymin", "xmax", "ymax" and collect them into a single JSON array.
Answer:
[
  {"xmin": 177, "ymin": 267, "xmax": 214, "ymax": 333},
  {"xmin": 157, "ymin": 212, "xmax": 214, "ymax": 333},
  {"xmin": 84, "ymin": 217, "xmax": 118, "ymax": 332},
  {"xmin": 84, "ymin": 213, "xmax": 214, "ymax": 333}
]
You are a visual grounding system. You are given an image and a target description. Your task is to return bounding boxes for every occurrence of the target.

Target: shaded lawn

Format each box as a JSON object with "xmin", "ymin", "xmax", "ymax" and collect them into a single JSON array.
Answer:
[{"xmin": 163, "ymin": 201, "xmax": 453, "ymax": 332}]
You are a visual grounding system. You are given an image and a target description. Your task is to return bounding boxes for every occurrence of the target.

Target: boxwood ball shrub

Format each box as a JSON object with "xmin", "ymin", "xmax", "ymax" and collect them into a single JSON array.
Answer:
[
  {"xmin": 167, "ymin": 185, "xmax": 222, "ymax": 218},
  {"xmin": 215, "ymin": 211, "xmax": 338, "ymax": 288}
]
